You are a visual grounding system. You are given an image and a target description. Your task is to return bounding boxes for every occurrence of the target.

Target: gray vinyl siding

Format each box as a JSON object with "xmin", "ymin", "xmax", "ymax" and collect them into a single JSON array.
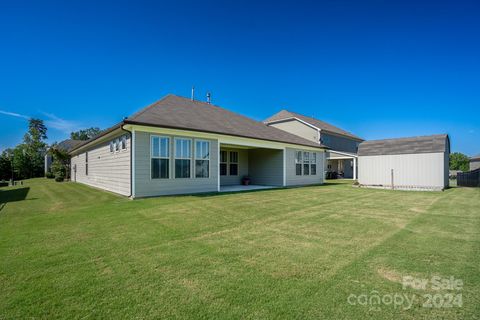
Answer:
[
  {"xmin": 285, "ymin": 148, "xmax": 325, "ymax": 186},
  {"xmin": 70, "ymin": 133, "xmax": 131, "ymax": 196},
  {"xmin": 320, "ymin": 132, "xmax": 359, "ymax": 153},
  {"xmin": 358, "ymin": 152, "xmax": 448, "ymax": 190},
  {"xmin": 248, "ymin": 149, "xmax": 284, "ymax": 186},
  {"xmin": 134, "ymin": 131, "xmax": 218, "ymax": 197},
  {"xmin": 268, "ymin": 119, "xmax": 360, "ymax": 154},
  {"xmin": 268, "ymin": 120, "xmax": 318, "ymax": 143},
  {"xmin": 220, "ymin": 148, "xmax": 248, "ymax": 186}
]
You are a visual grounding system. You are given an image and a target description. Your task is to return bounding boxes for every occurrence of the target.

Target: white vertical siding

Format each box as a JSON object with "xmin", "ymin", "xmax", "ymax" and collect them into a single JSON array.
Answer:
[
  {"xmin": 358, "ymin": 152, "xmax": 447, "ymax": 190},
  {"xmin": 70, "ymin": 134, "xmax": 131, "ymax": 196}
]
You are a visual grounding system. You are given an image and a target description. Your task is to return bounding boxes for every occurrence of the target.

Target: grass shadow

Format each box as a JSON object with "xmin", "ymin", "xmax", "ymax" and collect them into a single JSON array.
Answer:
[{"xmin": 0, "ymin": 187, "xmax": 30, "ymax": 212}]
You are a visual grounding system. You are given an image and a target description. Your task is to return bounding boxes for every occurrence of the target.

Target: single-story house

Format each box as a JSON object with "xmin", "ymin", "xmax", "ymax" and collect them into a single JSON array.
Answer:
[
  {"xmin": 69, "ymin": 94, "xmax": 327, "ymax": 198},
  {"xmin": 357, "ymin": 134, "xmax": 450, "ymax": 191},
  {"xmin": 45, "ymin": 139, "xmax": 83, "ymax": 177},
  {"xmin": 264, "ymin": 110, "xmax": 363, "ymax": 179},
  {"xmin": 470, "ymin": 154, "xmax": 480, "ymax": 171}
]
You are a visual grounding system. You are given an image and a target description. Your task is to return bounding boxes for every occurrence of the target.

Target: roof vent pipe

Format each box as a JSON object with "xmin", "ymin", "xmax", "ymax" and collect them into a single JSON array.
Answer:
[
  {"xmin": 206, "ymin": 92, "xmax": 211, "ymax": 104},
  {"xmin": 191, "ymin": 86, "xmax": 195, "ymax": 101}
]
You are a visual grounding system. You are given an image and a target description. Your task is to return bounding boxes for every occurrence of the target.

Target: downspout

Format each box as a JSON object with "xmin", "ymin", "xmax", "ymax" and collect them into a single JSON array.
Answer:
[{"xmin": 120, "ymin": 123, "xmax": 134, "ymax": 198}]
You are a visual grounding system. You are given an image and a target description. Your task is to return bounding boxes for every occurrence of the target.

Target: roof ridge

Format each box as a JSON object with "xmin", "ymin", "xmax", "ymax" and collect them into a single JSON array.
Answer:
[{"xmin": 362, "ymin": 134, "xmax": 448, "ymax": 143}]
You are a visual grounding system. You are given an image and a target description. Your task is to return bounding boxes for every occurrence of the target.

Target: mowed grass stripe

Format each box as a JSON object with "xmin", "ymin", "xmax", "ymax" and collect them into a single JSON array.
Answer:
[{"xmin": 0, "ymin": 179, "xmax": 479, "ymax": 319}]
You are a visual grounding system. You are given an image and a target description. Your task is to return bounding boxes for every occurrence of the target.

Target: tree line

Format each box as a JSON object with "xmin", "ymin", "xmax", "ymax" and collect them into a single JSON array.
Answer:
[{"xmin": 0, "ymin": 118, "xmax": 100, "ymax": 181}]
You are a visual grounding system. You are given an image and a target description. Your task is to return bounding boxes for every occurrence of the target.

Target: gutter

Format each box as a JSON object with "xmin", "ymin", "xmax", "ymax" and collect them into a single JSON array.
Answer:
[{"xmin": 123, "ymin": 119, "xmax": 327, "ymax": 150}]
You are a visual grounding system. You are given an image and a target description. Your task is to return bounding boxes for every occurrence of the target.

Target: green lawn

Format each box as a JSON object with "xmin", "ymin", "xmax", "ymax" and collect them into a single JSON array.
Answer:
[{"xmin": 1, "ymin": 179, "xmax": 479, "ymax": 319}]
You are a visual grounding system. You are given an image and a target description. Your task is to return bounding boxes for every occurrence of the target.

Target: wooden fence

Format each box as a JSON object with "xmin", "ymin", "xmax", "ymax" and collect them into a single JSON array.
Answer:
[{"xmin": 457, "ymin": 168, "xmax": 480, "ymax": 187}]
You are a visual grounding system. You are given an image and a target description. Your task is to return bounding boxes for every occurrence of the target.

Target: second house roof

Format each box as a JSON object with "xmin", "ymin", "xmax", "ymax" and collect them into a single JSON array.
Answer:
[{"xmin": 264, "ymin": 110, "xmax": 363, "ymax": 141}]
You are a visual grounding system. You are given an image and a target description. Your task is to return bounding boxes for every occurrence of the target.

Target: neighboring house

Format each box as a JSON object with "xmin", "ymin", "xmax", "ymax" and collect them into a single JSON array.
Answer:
[
  {"xmin": 358, "ymin": 134, "xmax": 450, "ymax": 191},
  {"xmin": 68, "ymin": 94, "xmax": 327, "ymax": 198},
  {"xmin": 45, "ymin": 139, "xmax": 83, "ymax": 177},
  {"xmin": 264, "ymin": 110, "xmax": 364, "ymax": 179},
  {"xmin": 470, "ymin": 154, "xmax": 480, "ymax": 171}
]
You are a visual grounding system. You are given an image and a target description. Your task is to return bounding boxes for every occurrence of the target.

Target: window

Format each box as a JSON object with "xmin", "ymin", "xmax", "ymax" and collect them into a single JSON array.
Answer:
[
  {"xmin": 220, "ymin": 151, "xmax": 227, "ymax": 176},
  {"xmin": 295, "ymin": 151, "xmax": 302, "ymax": 175},
  {"xmin": 151, "ymin": 136, "xmax": 170, "ymax": 179},
  {"xmin": 311, "ymin": 152, "xmax": 317, "ymax": 175},
  {"xmin": 85, "ymin": 152, "xmax": 88, "ymax": 176},
  {"xmin": 303, "ymin": 152, "xmax": 310, "ymax": 175},
  {"xmin": 175, "ymin": 138, "xmax": 191, "ymax": 178},
  {"xmin": 110, "ymin": 141, "xmax": 114, "ymax": 153},
  {"xmin": 195, "ymin": 140, "xmax": 210, "ymax": 178},
  {"xmin": 115, "ymin": 138, "xmax": 120, "ymax": 152},
  {"xmin": 121, "ymin": 136, "xmax": 127, "ymax": 150},
  {"xmin": 229, "ymin": 151, "xmax": 238, "ymax": 176}
]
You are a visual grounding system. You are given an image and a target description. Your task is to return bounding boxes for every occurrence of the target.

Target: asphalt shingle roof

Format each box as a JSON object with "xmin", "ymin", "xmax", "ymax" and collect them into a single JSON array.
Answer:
[
  {"xmin": 124, "ymin": 95, "xmax": 325, "ymax": 149},
  {"xmin": 471, "ymin": 154, "xmax": 480, "ymax": 160},
  {"xmin": 264, "ymin": 110, "xmax": 363, "ymax": 141},
  {"xmin": 358, "ymin": 134, "xmax": 449, "ymax": 156},
  {"xmin": 54, "ymin": 139, "xmax": 83, "ymax": 152}
]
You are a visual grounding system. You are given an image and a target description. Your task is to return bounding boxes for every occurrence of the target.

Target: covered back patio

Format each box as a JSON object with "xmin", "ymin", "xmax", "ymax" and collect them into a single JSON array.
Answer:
[
  {"xmin": 326, "ymin": 150, "xmax": 357, "ymax": 179},
  {"xmin": 218, "ymin": 142, "xmax": 284, "ymax": 192}
]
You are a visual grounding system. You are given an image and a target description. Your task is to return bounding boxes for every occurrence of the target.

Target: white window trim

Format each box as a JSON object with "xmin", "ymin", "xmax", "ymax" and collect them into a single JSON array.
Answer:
[
  {"xmin": 229, "ymin": 151, "xmax": 239, "ymax": 176},
  {"xmin": 120, "ymin": 135, "xmax": 127, "ymax": 152},
  {"xmin": 194, "ymin": 139, "xmax": 210, "ymax": 178},
  {"xmin": 220, "ymin": 150, "xmax": 228, "ymax": 176},
  {"xmin": 150, "ymin": 135, "xmax": 170, "ymax": 180},
  {"xmin": 311, "ymin": 152, "xmax": 317, "ymax": 175},
  {"xmin": 174, "ymin": 137, "xmax": 192, "ymax": 179},
  {"xmin": 295, "ymin": 150, "xmax": 302, "ymax": 176},
  {"xmin": 303, "ymin": 151, "xmax": 310, "ymax": 176}
]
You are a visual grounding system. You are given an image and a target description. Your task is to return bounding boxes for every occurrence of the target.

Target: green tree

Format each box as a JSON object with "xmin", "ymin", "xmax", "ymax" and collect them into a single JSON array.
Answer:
[
  {"xmin": 70, "ymin": 127, "xmax": 101, "ymax": 141},
  {"xmin": 22, "ymin": 118, "xmax": 48, "ymax": 178},
  {"xmin": 12, "ymin": 144, "xmax": 30, "ymax": 179},
  {"xmin": 449, "ymin": 152, "xmax": 470, "ymax": 172},
  {"xmin": 48, "ymin": 143, "xmax": 70, "ymax": 181},
  {"xmin": 0, "ymin": 149, "xmax": 14, "ymax": 180}
]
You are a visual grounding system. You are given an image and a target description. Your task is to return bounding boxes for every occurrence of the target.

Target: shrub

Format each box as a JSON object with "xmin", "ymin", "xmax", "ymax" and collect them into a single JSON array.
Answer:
[
  {"xmin": 55, "ymin": 175, "xmax": 64, "ymax": 182},
  {"xmin": 45, "ymin": 171, "xmax": 55, "ymax": 179}
]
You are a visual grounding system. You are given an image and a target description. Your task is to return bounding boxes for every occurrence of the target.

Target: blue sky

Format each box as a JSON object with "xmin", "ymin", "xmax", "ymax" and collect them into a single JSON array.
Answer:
[{"xmin": 1, "ymin": 0, "xmax": 479, "ymax": 155}]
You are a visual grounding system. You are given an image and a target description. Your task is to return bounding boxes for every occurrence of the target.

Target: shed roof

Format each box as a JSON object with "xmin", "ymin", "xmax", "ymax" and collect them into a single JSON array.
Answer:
[
  {"xmin": 264, "ymin": 110, "xmax": 363, "ymax": 141},
  {"xmin": 358, "ymin": 134, "xmax": 449, "ymax": 156}
]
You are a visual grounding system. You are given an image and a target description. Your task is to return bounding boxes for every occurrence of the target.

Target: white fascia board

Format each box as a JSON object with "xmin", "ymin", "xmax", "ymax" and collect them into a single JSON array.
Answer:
[
  {"xmin": 123, "ymin": 124, "xmax": 325, "ymax": 152},
  {"xmin": 327, "ymin": 150, "xmax": 358, "ymax": 158},
  {"xmin": 266, "ymin": 117, "xmax": 363, "ymax": 142},
  {"xmin": 266, "ymin": 117, "xmax": 320, "ymax": 132}
]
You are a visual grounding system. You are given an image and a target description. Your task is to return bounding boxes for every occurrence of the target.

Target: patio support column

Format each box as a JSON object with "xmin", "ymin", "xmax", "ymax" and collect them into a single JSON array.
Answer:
[
  {"xmin": 353, "ymin": 157, "xmax": 357, "ymax": 180},
  {"xmin": 282, "ymin": 148, "xmax": 286, "ymax": 186},
  {"xmin": 131, "ymin": 129, "xmax": 136, "ymax": 198},
  {"xmin": 217, "ymin": 140, "xmax": 220, "ymax": 192}
]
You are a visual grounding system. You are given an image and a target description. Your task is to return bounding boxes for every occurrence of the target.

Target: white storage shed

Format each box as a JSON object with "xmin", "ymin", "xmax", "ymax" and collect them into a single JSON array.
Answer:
[{"xmin": 358, "ymin": 134, "xmax": 450, "ymax": 191}]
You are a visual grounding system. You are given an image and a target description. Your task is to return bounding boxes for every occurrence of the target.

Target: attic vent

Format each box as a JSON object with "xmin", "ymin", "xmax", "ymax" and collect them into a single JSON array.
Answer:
[{"xmin": 206, "ymin": 92, "xmax": 211, "ymax": 104}]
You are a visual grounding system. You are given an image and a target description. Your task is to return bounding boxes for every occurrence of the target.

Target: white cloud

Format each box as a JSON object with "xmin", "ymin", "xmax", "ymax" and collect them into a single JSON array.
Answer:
[
  {"xmin": 0, "ymin": 110, "xmax": 30, "ymax": 119},
  {"xmin": 42, "ymin": 112, "xmax": 81, "ymax": 134}
]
